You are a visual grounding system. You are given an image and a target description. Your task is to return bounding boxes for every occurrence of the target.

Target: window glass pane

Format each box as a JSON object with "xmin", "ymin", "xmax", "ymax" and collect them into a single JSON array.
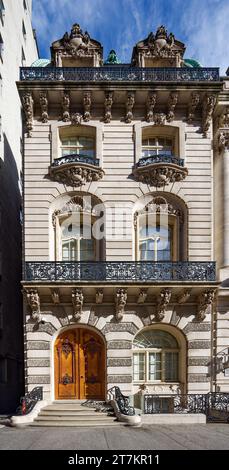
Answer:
[
  {"xmin": 165, "ymin": 352, "xmax": 179, "ymax": 381},
  {"xmin": 133, "ymin": 353, "xmax": 145, "ymax": 381},
  {"xmin": 148, "ymin": 138, "xmax": 156, "ymax": 146},
  {"xmin": 133, "ymin": 330, "xmax": 178, "ymax": 349},
  {"xmin": 149, "ymin": 352, "xmax": 161, "ymax": 380},
  {"xmin": 62, "ymin": 239, "xmax": 77, "ymax": 261}
]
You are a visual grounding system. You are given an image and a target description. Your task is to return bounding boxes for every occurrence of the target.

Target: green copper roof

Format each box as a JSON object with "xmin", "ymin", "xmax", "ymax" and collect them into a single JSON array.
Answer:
[
  {"xmin": 105, "ymin": 50, "xmax": 121, "ymax": 65},
  {"xmin": 31, "ymin": 59, "xmax": 51, "ymax": 67},
  {"xmin": 184, "ymin": 58, "xmax": 202, "ymax": 68}
]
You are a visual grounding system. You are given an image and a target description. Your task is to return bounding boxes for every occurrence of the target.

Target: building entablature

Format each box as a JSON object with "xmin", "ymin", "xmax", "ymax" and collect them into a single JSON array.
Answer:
[{"xmin": 23, "ymin": 282, "xmax": 218, "ymax": 324}]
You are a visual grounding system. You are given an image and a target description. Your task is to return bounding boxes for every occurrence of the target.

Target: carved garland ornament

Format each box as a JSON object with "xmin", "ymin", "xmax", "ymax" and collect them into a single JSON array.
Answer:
[
  {"xmin": 196, "ymin": 289, "xmax": 216, "ymax": 322},
  {"xmin": 115, "ymin": 288, "xmax": 127, "ymax": 321},
  {"xmin": 39, "ymin": 92, "xmax": 49, "ymax": 123},
  {"xmin": 49, "ymin": 163, "xmax": 104, "ymax": 187},
  {"xmin": 125, "ymin": 92, "xmax": 135, "ymax": 123},
  {"xmin": 62, "ymin": 91, "xmax": 70, "ymax": 122},
  {"xmin": 83, "ymin": 91, "xmax": 91, "ymax": 122},
  {"xmin": 167, "ymin": 92, "xmax": 178, "ymax": 122},
  {"xmin": 25, "ymin": 288, "xmax": 41, "ymax": 322},
  {"xmin": 72, "ymin": 288, "xmax": 84, "ymax": 321},
  {"xmin": 187, "ymin": 92, "xmax": 200, "ymax": 123},
  {"xmin": 146, "ymin": 91, "xmax": 157, "ymax": 123},
  {"xmin": 104, "ymin": 91, "xmax": 113, "ymax": 123},
  {"xmin": 218, "ymin": 131, "xmax": 229, "ymax": 152},
  {"xmin": 202, "ymin": 94, "xmax": 217, "ymax": 137},
  {"xmin": 155, "ymin": 288, "xmax": 171, "ymax": 321}
]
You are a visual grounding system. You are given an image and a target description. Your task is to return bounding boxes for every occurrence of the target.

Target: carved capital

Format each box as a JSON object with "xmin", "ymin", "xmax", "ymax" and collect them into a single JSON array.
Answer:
[
  {"xmin": 153, "ymin": 113, "xmax": 166, "ymax": 125},
  {"xmin": 155, "ymin": 288, "xmax": 171, "ymax": 321},
  {"xmin": 187, "ymin": 92, "xmax": 200, "ymax": 123},
  {"xmin": 104, "ymin": 91, "xmax": 113, "ymax": 123},
  {"xmin": 39, "ymin": 92, "xmax": 49, "ymax": 123},
  {"xmin": 25, "ymin": 288, "xmax": 41, "ymax": 321},
  {"xmin": 167, "ymin": 91, "xmax": 178, "ymax": 122},
  {"xmin": 202, "ymin": 93, "xmax": 217, "ymax": 137},
  {"xmin": 115, "ymin": 288, "xmax": 127, "ymax": 321},
  {"xmin": 22, "ymin": 92, "xmax": 33, "ymax": 137},
  {"xmin": 125, "ymin": 92, "xmax": 135, "ymax": 123},
  {"xmin": 62, "ymin": 91, "xmax": 70, "ymax": 122},
  {"xmin": 146, "ymin": 91, "xmax": 156, "ymax": 122},
  {"xmin": 72, "ymin": 288, "xmax": 84, "ymax": 321},
  {"xmin": 83, "ymin": 91, "xmax": 91, "ymax": 122},
  {"xmin": 96, "ymin": 289, "xmax": 104, "ymax": 304},
  {"xmin": 196, "ymin": 289, "xmax": 216, "ymax": 322}
]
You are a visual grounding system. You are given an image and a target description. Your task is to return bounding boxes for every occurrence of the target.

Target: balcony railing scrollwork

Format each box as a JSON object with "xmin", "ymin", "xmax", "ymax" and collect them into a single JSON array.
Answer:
[
  {"xmin": 25, "ymin": 261, "xmax": 216, "ymax": 282},
  {"xmin": 49, "ymin": 153, "xmax": 104, "ymax": 187},
  {"xmin": 133, "ymin": 155, "xmax": 188, "ymax": 187},
  {"xmin": 20, "ymin": 67, "xmax": 220, "ymax": 83}
]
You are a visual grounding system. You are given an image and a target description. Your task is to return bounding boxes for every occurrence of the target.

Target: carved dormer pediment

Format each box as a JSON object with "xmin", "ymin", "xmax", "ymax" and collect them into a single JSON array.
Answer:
[
  {"xmin": 131, "ymin": 25, "xmax": 185, "ymax": 68},
  {"xmin": 51, "ymin": 23, "xmax": 103, "ymax": 67}
]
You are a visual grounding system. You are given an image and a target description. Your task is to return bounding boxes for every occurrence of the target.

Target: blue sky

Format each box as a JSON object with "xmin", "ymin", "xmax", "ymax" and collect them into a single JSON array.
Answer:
[{"xmin": 32, "ymin": 0, "xmax": 229, "ymax": 74}]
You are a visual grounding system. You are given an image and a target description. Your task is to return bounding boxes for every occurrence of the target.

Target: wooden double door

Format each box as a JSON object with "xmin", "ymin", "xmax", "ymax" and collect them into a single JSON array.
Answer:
[{"xmin": 54, "ymin": 328, "xmax": 105, "ymax": 400}]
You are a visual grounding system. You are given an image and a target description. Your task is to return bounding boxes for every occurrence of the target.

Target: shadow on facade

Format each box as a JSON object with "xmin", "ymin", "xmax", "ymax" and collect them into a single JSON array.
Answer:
[{"xmin": 0, "ymin": 133, "xmax": 23, "ymax": 413}]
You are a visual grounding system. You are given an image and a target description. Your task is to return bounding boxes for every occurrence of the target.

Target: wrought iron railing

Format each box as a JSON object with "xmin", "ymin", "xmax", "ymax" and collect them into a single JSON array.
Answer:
[
  {"xmin": 107, "ymin": 386, "xmax": 135, "ymax": 416},
  {"xmin": 24, "ymin": 261, "xmax": 216, "ymax": 282},
  {"xmin": 144, "ymin": 394, "xmax": 207, "ymax": 414},
  {"xmin": 51, "ymin": 154, "xmax": 100, "ymax": 167},
  {"xmin": 144, "ymin": 392, "xmax": 229, "ymax": 421},
  {"xmin": 20, "ymin": 66, "xmax": 220, "ymax": 82},
  {"xmin": 137, "ymin": 155, "xmax": 184, "ymax": 167},
  {"xmin": 16, "ymin": 387, "xmax": 43, "ymax": 415}
]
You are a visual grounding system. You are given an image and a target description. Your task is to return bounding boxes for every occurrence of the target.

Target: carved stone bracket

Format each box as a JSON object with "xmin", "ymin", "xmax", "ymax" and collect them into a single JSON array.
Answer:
[
  {"xmin": 22, "ymin": 92, "xmax": 33, "ymax": 137},
  {"xmin": 39, "ymin": 92, "xmax": 49, "ymax": 123},
  {"xmin": 83, "ymin": 91, "xmax": 91, "ymax": 122},
  {"xmin": 155, "ymin": 288, "xmax": 171, "ymax": 321},
  {"xmin": 202, "ymin": 94, "xmax": 217, "ymax": 137},
  {"xmin": 218, "ymin": 131, "xmax": 229, "ymax": 152},
  {"xmin": 25, "ymin": 288, "xmax": 41, "ymax": 322},
  {"xmin": 137, "ymin": 289, "xmax": 148, "ymax": 304},
  {"xmin": 72, "ymin": 288, "xmax": 84, "ymax": 321},
  {"xmin": 49, "ymin": 162, "xmax": 104, "ymax": 186},
  {"xmin": 125, "ymin": 92, "xmax": 135, "ymax": 123},
  {"xmin": 177, "ymin": 289, "xmax": 191, "ymax": 304},
  {"xmin": 115, "ymin": 288, "xmax": 127, "ymax": 321},
  {"xmin": 62, "ymin": 91, "xmax": 70, "ymax": 122},
  {"xmin": 96, "ymin": 289, "xmax": 103, "ymax": 304},
  {"xmin": 153, "ymin": 113, "xmax": 166, "ymax": 125},
  {"xmin": 196, "ymin": 289, "xmax": 216, "ymax": 322},
  {"xmin": 167, "ymin": 92, "xmax": 178, "ymax": 122},
  {"xmin": 187, "ymin": 92, "xmax": 200, "ymax": 123},
  {"xmin": 146, "ymin": 91, "xmax": 156, "ymax": 122},
  {"xmin": 104, "ymin": 91, "xmax": 113, "ymax": 123},
  {"xmin": 218, "ymin": 106, "xmax": 229, "ymax": 128},
  {"xmin": 133, "ymin": 162, "xmax": 188, "ymax": 187},
  {"xmin": 71, "ymin": 112, "xmax": 83, "ymax": 125}
]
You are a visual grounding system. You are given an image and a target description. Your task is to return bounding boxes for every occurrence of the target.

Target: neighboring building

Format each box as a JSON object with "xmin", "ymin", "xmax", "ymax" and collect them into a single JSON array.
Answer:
[
  {"xmin": 17, "ymin": 24, "xmax": 229, "ymax": 415},
  {"xmin": 0, "ymin": 0, "xmax": 38, "ymax": 412}
]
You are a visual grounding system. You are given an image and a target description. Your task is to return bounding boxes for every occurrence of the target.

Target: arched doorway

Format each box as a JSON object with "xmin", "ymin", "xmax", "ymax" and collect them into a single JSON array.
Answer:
[{"xmin": 54, "ymin": 328, "xmax": 105, "ymax": 400}]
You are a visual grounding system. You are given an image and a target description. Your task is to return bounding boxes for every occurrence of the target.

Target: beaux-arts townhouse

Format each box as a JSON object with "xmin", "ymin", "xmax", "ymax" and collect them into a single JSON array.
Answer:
[{"xmin": 17, "ymin": 24, "xmax": 229, "ymax": 416}]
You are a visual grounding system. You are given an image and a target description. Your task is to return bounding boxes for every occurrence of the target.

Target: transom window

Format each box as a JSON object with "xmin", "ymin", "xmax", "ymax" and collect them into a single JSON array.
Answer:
[
  {"xmin": 142, "ymin": 137, "xmax": 173, "ymax": 158},
  {"xmin": 138, "ymin": 215, "xmax": 172, "ymax": 261},
  {"xmin": 61, "ymin": 216, "xmax": 95, "ymax": 261},
  {"xmin": 61, "ymin": 136, "xmax": 95, "ymax": 158},
  {"xmin": 133, "ymin": 330, "xmax": 179, "ymax": 383}
]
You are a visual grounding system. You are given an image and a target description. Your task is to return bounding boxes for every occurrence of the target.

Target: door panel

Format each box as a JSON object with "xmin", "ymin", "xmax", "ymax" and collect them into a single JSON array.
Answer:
[{"xmin": 54, "ymin": 328, "xmax": 105, "ymax": 400}]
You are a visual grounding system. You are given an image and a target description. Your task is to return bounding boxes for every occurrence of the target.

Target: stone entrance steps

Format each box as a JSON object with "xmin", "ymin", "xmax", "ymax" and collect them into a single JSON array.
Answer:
[{"xmin": 30, "ymin": 402, "xmax": 121, "ymax": 427}]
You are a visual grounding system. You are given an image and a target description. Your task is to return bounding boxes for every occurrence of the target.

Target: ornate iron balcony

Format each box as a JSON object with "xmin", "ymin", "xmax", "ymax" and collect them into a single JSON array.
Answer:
[
  {"xmin": 137, "ymin": 155, "xmax": 184, "ymax": 167},
  {"xmin": 20, "ymin": 67, "xmax": 220, "ymax": 82},
  {"xmin": 51, "ymin": 154, "xmax": 100, "ymax": 167},
  {"xmin": 25, "ymin": 261, "xmax": 216, "ymax": 282}
]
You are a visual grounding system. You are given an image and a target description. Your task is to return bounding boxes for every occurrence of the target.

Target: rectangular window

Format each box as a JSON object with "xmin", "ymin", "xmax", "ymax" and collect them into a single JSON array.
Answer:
[
  {"xmin": 165, "ymin": 352, "xmax": 179, "ymax": 381},
  {"xmin": 22, "ymin": 20, "xmax": 26, "ymax": 39},
  {"xmin": 133, "ymin": 353, "xmax": 145, "ymax": 381},
  {"xmin": 0, "ymin": 34, "xmax": 4, "ymax": 61},
  {"xmin": 21, "ymin": 47, "xmax": 26, "ymax": 66},
  {"xmin": 0, "ymin": 1, "xmax": 5, "ymax": 25},
  {"xmin": 61, "ymin": 136, "xmax": 95, "ymax": 158},
  {"xmin": 148, "ymin": 352, "xmax": 162, "ymax": 380}
]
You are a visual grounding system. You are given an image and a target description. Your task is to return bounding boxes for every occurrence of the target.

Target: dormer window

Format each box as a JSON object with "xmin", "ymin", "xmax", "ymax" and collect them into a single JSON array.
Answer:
[{"xmin": 142, "ymin": 137, "xmax": 173, "ymax": 158}]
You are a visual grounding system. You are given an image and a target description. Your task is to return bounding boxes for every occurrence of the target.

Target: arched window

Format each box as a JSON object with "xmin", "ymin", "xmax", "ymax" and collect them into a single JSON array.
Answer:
[
  {"xmin": 133, "ymin": 329, "xmax": 179, "ymax": 382},
  {"xmin": 61, "ymin": 215, "xmax": 95, "ymax": 261},
  {"xmin": 135, "ymin": 195, "xmax": 186, "ymax": 262}
]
